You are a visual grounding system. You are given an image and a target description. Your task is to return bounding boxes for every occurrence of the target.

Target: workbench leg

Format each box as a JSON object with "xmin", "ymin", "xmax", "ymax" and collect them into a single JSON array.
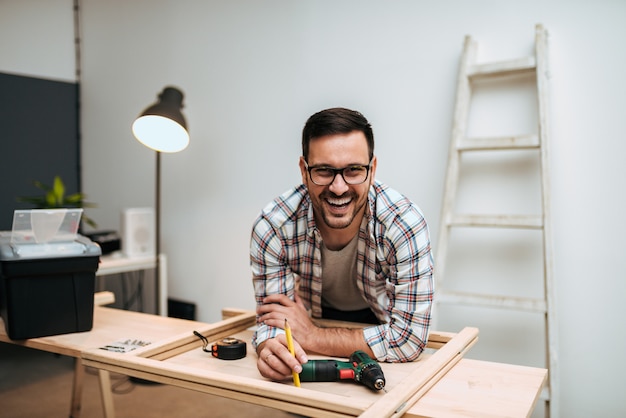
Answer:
[
  {"xmin": 70, "ymin": 359, "xmax": 84, "ymax": 418},
  {"xmin": 98, "ymin": 369, "xmax": 116, "ymax": 418}
]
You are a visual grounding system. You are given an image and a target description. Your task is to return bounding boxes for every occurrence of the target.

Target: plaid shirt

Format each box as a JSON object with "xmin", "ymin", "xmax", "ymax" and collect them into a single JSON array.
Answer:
[{"xmin": 250, "ymin": 181, "xmax": 433, "ymax": 362}]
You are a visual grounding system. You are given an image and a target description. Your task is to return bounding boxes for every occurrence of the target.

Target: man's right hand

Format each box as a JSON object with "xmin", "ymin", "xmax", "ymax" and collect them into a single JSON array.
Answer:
[{"xmin": 256, "ymin": 334, "xmax": 308, "ymax": 381}]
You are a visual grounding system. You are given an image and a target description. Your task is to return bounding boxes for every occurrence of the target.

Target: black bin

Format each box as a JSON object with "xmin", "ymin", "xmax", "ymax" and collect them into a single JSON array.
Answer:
[{"xmin": 0, "ymin": 234, "xmax": 101, "ymax": 340}]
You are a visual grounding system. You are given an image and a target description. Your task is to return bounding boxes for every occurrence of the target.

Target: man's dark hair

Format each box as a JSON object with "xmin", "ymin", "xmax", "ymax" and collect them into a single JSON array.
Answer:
[{"xmin": 302, "ymin": 107, "xmax": 374, "ymax": 162}]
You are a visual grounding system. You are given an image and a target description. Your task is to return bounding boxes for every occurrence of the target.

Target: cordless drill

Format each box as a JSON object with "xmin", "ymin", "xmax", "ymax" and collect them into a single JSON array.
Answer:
[{"xmin": 298, "ymin": 350, "xmax": 386, "ymax": 391}]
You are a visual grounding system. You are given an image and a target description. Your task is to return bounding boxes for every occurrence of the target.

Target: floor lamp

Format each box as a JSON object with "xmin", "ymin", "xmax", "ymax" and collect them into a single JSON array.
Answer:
[{"xmin": 131, "ymin": 86, "xmax": 189, "ymax": 315}]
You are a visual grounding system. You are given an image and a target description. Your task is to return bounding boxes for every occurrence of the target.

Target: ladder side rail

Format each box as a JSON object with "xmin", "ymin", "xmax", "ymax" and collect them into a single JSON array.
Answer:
[
  {"xmin": 434, "ymin": 35, "xmax": 476, "ymax": 293},
  {"xmin": 535, "ymin": 23, "xmax": 559, "ymax": 418}
]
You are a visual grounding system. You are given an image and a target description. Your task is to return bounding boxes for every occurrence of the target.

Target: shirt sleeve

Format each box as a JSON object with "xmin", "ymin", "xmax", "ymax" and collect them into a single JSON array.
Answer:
[
  {"xmin": 249, "ymin": 214, "xmax": 294, "ymax": 350},
  {"xmin": 364, "ymin": 202, "xmax": 434, "ymax": 363}
]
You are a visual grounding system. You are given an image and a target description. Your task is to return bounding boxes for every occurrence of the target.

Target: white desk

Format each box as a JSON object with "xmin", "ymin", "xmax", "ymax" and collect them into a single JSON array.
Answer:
[{"xmin": 97, "ymin": 253, "xmax": 168, "ymax": 316}]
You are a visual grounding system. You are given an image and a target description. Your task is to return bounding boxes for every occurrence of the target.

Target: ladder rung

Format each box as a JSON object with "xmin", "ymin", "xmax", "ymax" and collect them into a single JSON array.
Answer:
[
  {"xmin": 449, "ymin": 214, "xmax": 543, "ymax": 229},
  {"xmin": 468, "ymin": 56, "xmax": 536, "ymax": 79},
  {"xmin": 437, "ymin": 290, "xmax": 547, "ymax": 313},
  {"xmin": 458, "ymin": 134, "xmax": 540, "ymax": 151}
]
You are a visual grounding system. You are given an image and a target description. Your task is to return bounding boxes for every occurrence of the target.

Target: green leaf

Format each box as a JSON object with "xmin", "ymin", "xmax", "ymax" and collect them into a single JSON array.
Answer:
[
  {"xmin": 52, "ymin": 176, "xmax": 65, "ymax": 205},
  {"xmin": 15, "ymin": 175, "xmax": 98, "ymax": 228},
  {"xmin": 45, "ymin": 191, "xmax": 57, "ymax": 207}
]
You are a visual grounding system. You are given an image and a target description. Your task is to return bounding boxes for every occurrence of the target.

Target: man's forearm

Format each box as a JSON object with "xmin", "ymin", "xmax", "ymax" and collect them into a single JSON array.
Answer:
[
  {"xmin": 302, "ymin": 326, "xmax": 374, "ymax": 359},
  {"xmin": 257, "ymin": 325, "xmax": 374, "ymax": 360}
]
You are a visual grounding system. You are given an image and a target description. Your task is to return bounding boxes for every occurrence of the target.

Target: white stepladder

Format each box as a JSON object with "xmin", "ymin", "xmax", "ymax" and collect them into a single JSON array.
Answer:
[{"xmin": 434, "ymin": 24, "xmax": 557, "ymax": 417}]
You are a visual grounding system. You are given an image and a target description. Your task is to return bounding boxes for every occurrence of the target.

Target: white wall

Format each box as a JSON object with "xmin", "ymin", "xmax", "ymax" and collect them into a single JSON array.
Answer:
[
  {"xmin": 3, "ymin": 1, "xmax": 625, "ymax": 416},
  {"xmin": 0, "ymin": 0, "xmax": 75, "ymax": 82}
]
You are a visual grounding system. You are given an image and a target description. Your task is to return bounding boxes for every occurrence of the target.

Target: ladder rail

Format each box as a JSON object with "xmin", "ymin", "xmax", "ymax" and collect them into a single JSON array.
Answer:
[
  {"xmin": 535, "ymin": 24, "xmax": 559, "ymax": 418},
  {"xmin": 434, "ymin": 34, "xmax": 476, "ymax": 290}
]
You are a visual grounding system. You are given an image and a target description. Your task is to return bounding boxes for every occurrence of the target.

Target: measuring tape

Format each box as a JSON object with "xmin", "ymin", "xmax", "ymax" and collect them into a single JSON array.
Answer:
[{"xmin": 211, "ymin": 338, "xmax": 247, "ymax": 360}]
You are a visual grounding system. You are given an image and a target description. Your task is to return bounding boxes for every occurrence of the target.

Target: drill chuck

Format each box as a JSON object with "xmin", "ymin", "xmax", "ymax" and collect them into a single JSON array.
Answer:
[{"xmin": 358, "ymin": 363, "xmax": 386, "ymax": 391}]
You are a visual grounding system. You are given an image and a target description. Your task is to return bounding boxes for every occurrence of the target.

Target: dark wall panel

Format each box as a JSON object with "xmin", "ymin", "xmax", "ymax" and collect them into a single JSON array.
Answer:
[{"xmin": 0, "ymin": 72, "xmax": 79, "ymax": 230}]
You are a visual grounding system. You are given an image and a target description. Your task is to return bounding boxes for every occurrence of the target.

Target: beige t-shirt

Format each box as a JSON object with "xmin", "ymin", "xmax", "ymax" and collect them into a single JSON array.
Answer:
[{"xmin": 320, "ymin": 234, "xmax": 369, "ymax": 311}]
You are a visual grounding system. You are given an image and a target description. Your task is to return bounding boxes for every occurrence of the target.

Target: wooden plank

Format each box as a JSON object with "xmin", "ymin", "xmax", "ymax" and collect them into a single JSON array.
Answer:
[
  {"xmin": 434, "ymin": 34, "xmax": 476, "ymax": 299},
  {"xmin": 97, "ymin": 369, "xmax": 116, "ymax": 418},
  {"xmin": 0, "ymin": 306, "xmax": 210, "ymax": 358},
  {"xmin": 448, "ymin": 214, "xmax": 543, "ymax": 229},
  {"xmin": 406, "ymin": 359, "xmax": 548, "ymax": 418},
  {"xmin": 437, "ymin": 290, "xmax": 547, "ymax": 313},
  {"xmin": 535, "ymin": 23, "xmax": 559, "ymax": 418},
  {"xmin": 458, "ymin": 134, "xmax": 539, "ymax": 151},
  {"xmin": 83, "ymin": 348, "xmax": 367, "ymax": 417},
  {"xmin": 468, "ymin": 56, "xmax": 536, "ymax": 79},
  {"xmin": 135, "ymin": 310, "xmax": 256, "ymax": 360},
  {"xmin": 94, "ymin": 291, "xmax": 115, "ymax": 306},
  {"xmin": 70, "ymin": 359, "xmax": 85, "ymax": 418}
]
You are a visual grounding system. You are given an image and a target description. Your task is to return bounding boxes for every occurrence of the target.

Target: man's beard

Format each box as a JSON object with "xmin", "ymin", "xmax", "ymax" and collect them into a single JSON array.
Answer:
[{"xmin": 317, "ymin": 190, "xmax": 365, "ymax": 230}]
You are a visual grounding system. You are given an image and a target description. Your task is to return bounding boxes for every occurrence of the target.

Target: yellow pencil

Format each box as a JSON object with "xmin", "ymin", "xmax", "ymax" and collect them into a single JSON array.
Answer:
[{"xmin": 284, "ymin": 318, "xmax": 301, "ymax": 387}]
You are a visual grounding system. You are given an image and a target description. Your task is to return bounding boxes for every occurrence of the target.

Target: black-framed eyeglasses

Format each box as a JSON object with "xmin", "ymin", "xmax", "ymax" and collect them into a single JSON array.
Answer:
[{"xmin": 304, "ymin": 161, "xmax": 372, "ymax": 186}]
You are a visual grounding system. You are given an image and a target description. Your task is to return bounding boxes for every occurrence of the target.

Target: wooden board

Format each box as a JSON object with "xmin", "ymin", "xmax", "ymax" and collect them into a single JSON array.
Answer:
[{"xmin": 406, "ymin": 358, "xmax": 547, "ymax": 418}]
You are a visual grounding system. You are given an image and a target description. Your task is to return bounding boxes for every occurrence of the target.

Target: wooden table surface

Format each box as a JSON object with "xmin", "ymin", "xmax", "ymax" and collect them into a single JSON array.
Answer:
[
  {"xmin": 0, "ymin": 305, "xmax": 205, "ymax": 358},
  {"xmin": 1, "ymin": 306, "xmax": 546, "ymax": 417}
]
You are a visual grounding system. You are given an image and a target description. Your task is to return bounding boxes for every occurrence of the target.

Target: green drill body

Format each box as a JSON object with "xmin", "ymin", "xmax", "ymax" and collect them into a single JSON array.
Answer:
[{"xmin": 298, "ymin": 350, "xmax": 386, "ymax": 391}]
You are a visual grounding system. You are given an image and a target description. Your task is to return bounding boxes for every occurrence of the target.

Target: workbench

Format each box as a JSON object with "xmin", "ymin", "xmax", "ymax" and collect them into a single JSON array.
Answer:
[{"xmin": 0, "ymin": 304, "xmax": 546, "ymax": 417}]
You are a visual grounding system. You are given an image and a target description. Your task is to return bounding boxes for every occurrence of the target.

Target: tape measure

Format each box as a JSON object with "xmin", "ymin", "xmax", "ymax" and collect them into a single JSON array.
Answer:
[{"xmin": 211, "ymin": 337, "xmax": 247, "ymax": 360}]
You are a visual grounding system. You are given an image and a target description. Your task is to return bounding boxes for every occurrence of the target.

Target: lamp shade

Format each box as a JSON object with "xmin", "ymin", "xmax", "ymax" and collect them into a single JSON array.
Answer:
[{"xmin": 132, "ymin": 86, "xmax": 189, "ymax": 153}]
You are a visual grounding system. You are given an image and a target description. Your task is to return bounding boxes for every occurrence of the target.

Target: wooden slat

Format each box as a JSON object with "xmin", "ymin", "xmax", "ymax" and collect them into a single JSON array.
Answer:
[
  {"xmin": 458, "ymin": 134, "xmax": 540, "ymax": 151},
  {"xmin": 94, "ymin": 291, "xmax": 115, "ymax": 306},
  {"xmin": 83, "ymin": 344, "xmax": 368, "ymax": 417},
  {"xmin": 448, "ymin": 214, "xmax": 543, "ymax": 229},
  {"xmin": 535, "ymin": 23, "xmax": 559, "ymax": 418},
  {"xmin": 97, "ymin": 369, "xmax": 117, "ymax": 418},
  {"xmin": 221, "ymin": 307, "xmax": 254, "ymax": 319},
  {"xmin": 437, "ymin": 290, "xmax": 547, "ymax": 313},
  {"xmin": 468, "ymin": 56, "xmax": 536, "ymax": 79},
  {"xmin": 434, "ymin": 33, "xmax": 476, "ymax": 288},
  {"xmin": 70, "ymin": 359, "xmax": 85, "ymax": 418},
  {"xmin": 136, "ymin": 311, "xmax": 257, "ymax": 361},
  {"xmin": 406, "ymin": 359, "xmax": 548, "ymax": 418}
]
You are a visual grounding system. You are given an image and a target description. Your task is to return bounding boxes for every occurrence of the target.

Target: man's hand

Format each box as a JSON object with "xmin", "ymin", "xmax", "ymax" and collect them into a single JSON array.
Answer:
[
  {"xmin": 257, "ymin": 293, "xmax": 318, "ymax": 348},
  {"xmin": 255, "ymin": 293, "xmax": 311, "ymax": 380},
  {"xmin": 256, "ymin": 332, "xmax": 308, "ymax": 381}
]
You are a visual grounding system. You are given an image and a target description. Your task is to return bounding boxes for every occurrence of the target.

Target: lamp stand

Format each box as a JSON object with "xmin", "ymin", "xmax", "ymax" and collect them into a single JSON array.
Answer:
[{"xmin": 155, "ymin": 151, "xmax": 161, "ymax": 315}]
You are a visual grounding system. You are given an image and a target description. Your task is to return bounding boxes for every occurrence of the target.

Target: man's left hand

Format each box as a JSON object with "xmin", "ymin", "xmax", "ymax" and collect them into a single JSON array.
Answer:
[{"xmin": 257, "ymin": 293, "xmax": 318, "ymax": 350}]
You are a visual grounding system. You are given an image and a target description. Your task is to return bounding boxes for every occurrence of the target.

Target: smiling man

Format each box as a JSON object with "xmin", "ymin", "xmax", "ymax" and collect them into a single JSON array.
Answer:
[{"xmin": 250, "ymin": 107, "xmax": 434, "ymax": 382}]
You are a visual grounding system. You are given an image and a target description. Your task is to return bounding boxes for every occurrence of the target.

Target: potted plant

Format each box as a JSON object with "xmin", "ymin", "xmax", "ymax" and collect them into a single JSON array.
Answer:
[{"xmin": 16, "ymin": 175, "xmax": 97, "ymax": 229}]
